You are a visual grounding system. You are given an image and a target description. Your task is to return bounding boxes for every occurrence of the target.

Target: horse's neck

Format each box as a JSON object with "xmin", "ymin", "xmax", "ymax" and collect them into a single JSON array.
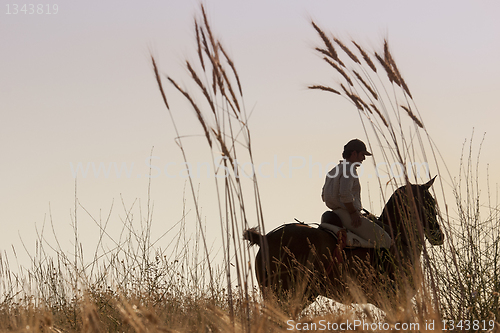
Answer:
[
  {"xmin": 379, "ymin": 199, "xmax": 401, "ymax": 235},
  {"xmin": 380, "ymin": 193, "xmax": 424, "ymax": 260}
]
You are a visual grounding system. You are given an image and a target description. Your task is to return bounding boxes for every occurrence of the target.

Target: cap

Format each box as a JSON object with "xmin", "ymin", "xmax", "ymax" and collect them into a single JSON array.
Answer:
[{"xmin": 344, "ymin": 139, "xmax": 372, "ymax": 156}]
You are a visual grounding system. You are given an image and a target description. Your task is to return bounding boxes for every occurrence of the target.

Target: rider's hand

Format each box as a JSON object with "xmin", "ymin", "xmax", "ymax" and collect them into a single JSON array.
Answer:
[{"xmin": 350, "ymin": 211, "xmax": 361, "ymax": 228}]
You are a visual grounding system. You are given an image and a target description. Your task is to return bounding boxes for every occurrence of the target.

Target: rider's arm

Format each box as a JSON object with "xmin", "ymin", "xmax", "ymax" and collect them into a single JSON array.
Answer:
[{"xmin": 344, "ymin": 202, "xmax": 357, "ymax": 214}]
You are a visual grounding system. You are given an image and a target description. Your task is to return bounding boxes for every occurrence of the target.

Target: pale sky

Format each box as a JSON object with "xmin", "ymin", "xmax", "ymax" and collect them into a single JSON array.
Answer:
[{"xmin": 1, "ymin": 0, "xmax": 499, "ymax": 268}]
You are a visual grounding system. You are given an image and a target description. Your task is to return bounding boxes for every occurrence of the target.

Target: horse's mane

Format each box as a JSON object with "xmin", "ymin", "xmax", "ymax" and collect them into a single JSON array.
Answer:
[{"xmin": 379, "ymin": 182, "xmax": 439, "ymax": 248}]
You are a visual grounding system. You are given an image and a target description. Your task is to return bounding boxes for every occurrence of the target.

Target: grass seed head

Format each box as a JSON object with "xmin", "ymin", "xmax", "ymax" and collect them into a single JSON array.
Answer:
[
  {"xmin": 353, "ymin": 70, "xmax": 378, "ymax": 100},
  {"xmin": 324, "ymin": 57, "xmax": 353, "ymax": 86},
  {"xmin": 308, "ymin": 85, "xmax": 341, "ymax": 95},
  {"xmin": 334, "ymin": 37, "xmax": 361, "ymax": 64},
  {"xmin": 352, "ymin": 41, "xmax": 377, "ymax": 72},
  {"xmin": 401, "ymin": 105, "xmax": 423, "ymax": 128},
  {"xmin": 312, "ymin": 21, "xmax": 339, "ymax": 62}
]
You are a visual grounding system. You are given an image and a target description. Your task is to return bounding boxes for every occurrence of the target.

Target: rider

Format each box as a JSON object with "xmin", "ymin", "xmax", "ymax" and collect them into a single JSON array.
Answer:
[{"xmin": 321, "ymin": 139, "xmax": 392, "ymax": 250}]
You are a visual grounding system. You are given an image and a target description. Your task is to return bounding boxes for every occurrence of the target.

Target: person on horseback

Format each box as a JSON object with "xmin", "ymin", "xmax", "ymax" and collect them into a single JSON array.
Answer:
[{"xmin": 321, "ymin": 139, "xmax": 392, "ymax": 251}]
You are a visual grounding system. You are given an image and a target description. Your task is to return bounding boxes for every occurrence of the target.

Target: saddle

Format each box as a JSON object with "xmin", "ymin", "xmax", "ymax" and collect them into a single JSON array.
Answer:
[
  {"xmin": 319, "ymin": 211, "xmax": 373, "ymax": 248},
  {"xmin": 318, "ymin": 211, "xmax": 371, "ymax": 264}
]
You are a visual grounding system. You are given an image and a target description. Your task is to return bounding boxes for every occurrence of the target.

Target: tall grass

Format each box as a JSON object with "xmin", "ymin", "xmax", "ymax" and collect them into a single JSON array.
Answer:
[
  {"xmin": 433, "ymin": 135, "xmax": 500, "ymax": 322},
  {"xmin": 0, "ymin": 5, "xmax": 498, "ymax": 332},
  {"xmin": 309, "ymin": 21, "xmax": 445, "ymax": 319},
  {"xmin": 0, "ymin": 185, "xmax": 234, "ymax": 332},
  {"xmin": 151, "ymin": 3, "xmax": 266, "ymax": 327},
  {"xmin": 309, "ymin": 21, "xmax": 500, "ymax": 327}
]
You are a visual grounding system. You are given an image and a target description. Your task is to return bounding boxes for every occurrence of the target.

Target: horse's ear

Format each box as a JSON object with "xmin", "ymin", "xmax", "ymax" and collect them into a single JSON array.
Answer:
[{"xmin": 423, "ymin": 176, "xmax": 437, "ymax": 189}]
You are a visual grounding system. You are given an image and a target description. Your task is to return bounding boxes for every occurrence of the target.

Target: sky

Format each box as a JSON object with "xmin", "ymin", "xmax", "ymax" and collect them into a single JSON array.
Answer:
[{"xmin": 1, "ymin": 0, "xmax": 500, "ymax": 270}]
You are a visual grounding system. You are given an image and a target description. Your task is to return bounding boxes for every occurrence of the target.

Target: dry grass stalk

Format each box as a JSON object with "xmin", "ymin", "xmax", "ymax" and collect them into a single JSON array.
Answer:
[
  {"xmin": 198, "ymin": 26, "xmax": 219, "ymax": 96},
  {"xmin": 401, "ymin": 105, "xmax": 423, "ymax": 128},
  {"xmin": 211, "ymin": 63, "xmax": 218, "ymax": 95},
  {"xmin": 375, "ymin": 52, "xmax": 400, "ymax": 86},
  {"xmin": 340, "ymin": 82, "xmax": 350, "ymax": 96},
  {"xmin": 398, "ymin": 74, "xmax": 412, "ymax": 99},
  {"xmin": 312, "ymin": 21, "xmax": 339, "ymax": 63},
  {"xmin": 162, "ymin": 13, "xmax": 265, "ymax": 318},
  {"xmin": 167, "ymin": 76, "xmax": 213, "ymax": 146},
  {"xmin": 308, "ymin": 85, "xmax": 341, "ymax": 95},
  {"xmin": 370, "ymin": 103, "xmax": 389, "ymax": 127},
  {"xmin": 213, "ymin": 59, "xmax": 225, "ymax": 97},
  {"xmin": 324, "ymin": 57, "xmax": 353, "ymax": 86},
  {"xmin": 383, "ymin": 40, "xmax": 393, "ymax": 70},
  {"xmin": 353, "ymin": 93, "xmax": 370, "ymax": 112},
  {"xmin": 200, "ymin": 27, "xmax": 211, "ymax": 65},
  {"xmin": 186, "ymin": 60, "xmax": 215, "ymax": 113},
  {"xmin": 218, "ymin": 41, "xmax": 243, "ymax": 96},
  {"xmin": 198, "ymin": 27, "xmax": 219, "ymax": 96},
  {"xmin": 151, "ymin": 56, "xmax": 169, "ymax": 110},
  {"xmin": 340, "ymin": 83, "xmax": 363, "ymax": 110},
  {"xmin": 352, "ymin": 41, "xmax": 377, "ymax": 72},
  {"xmin": 195, "ymin": 20, "xmax": 205, "ymax": 71},
  {"xmin": 356, "ymin": 95, "xmax": 371, "ymax": 113},
  {"xmin": 315, "ymin": 47, "xmax": 330, "ymax": 58},
  {"xmin": 384, "ymin": 40, "xmax": 413, "ymax": 98},
  {"xmin": 334, "ymin": 37, "xmax": 360, "ymax": 64},
  {"xmin": 315, "ymin": 47, "xmax": 345, "ymax": 67},
  {"xmin": 201, "ymin": 5, "xmax": 219, "ymax": 63},
  {"xmin": 353, "ymin": 70, "xmax": 378, "ymax": 100},
  {"xmin": 212, "ymin": 129, "xmax": 234, "ymax": 168},
  {"xmin": 82, "ymin": 303, "xmax": 103, "ymax": 333},
  {"xmin": 117, "ymin": 302, "xmax": 147, "ymax": 333},
  {"xmin": 197, "ymin": 17, "xmax": 225, "ymax": 98},
  {"xmin": 217, "ymin": 62, "xmax": 241, "ymax": 116}
]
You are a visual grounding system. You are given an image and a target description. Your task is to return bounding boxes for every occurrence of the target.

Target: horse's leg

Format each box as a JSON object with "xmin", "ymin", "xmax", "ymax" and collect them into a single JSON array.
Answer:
[
  {"xmin": 255, "ymin": 249, "xmax": 298, "ymax": 313},
  {"xmin": 256, "ymin": 225, "xmax": 347, "ymax": 316},
  {"xmin": 263, "ymin": 261, "xmax": 319, "ymax": 318}
]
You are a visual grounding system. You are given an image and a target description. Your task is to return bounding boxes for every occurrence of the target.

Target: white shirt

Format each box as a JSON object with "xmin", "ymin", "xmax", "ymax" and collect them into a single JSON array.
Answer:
[{"xmin": 321, "ymin": 160, "xmax": 362, "ymax": 211}]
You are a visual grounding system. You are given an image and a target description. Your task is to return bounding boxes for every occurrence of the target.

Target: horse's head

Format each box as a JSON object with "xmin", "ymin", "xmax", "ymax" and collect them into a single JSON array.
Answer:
[
  {"xmin": 413, "ymin": 177, "xmax": 444, "ymax": 246},
  {"xmin": 382, "ymin": 176, "xmax": 444, "ymax": 247}
]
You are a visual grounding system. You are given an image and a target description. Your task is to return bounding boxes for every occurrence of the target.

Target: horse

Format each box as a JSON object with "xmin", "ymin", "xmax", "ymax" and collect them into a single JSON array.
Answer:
[{"xmin": 243, "ymin": 178, "xmax": 444, "ymax": 314}]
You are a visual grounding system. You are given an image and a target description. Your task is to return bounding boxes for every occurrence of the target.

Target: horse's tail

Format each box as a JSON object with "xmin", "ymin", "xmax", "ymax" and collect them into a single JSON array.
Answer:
[{"xmin": 243, "ymin": 227, "xmax": 263, "ymax": 246}]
